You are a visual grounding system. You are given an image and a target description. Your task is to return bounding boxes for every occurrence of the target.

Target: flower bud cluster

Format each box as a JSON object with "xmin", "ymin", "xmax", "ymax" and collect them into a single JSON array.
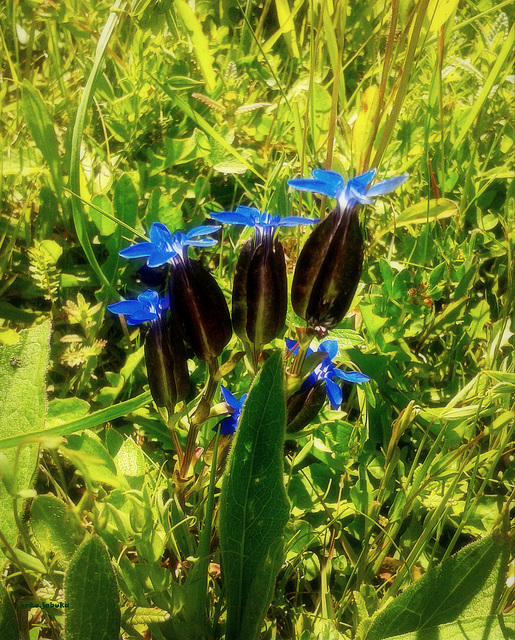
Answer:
[{"xmin": 107, "ymin": 167, "xmax": 407, "ymax": 434}]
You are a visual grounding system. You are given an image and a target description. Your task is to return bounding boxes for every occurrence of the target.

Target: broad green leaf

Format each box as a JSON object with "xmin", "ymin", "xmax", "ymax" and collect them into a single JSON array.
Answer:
[
  {"xmin": 367, "ymin": 534, "xmax": 510, "ymax": 640},
  {"xmin": 0, "ymin": 581, "xmax": 19, "ymax": 640},
  {"xmin": 382, "ymin": 615, "xmax": 514, "ymax": 640},
  {"xmin": 46, "ymin": 397, "xmax": 90, "ymax": 428},
  {"xmin": 31, "ymin": 495, "xmax": 84, "ymax": 564},
  {"xmin": 114, "ymin": 437, "xmax": 145, "ymax": 490},
  {"xmin": 89, "ymin": 194, "xmax": 116, "ymax": 236},
  {"xmin": 22, "ymin": 81, "xmax": 63, "ymax": 193},
  {"xmin": 219, "ymin": 351, "xmax": 289, "ymax": 640},
  {"xmin": 122, "ymin": 606, "xmax": 171, "ymax": 625},
  {"xmin": 0, "ymin": 320, "xmax": 50, "ymax": 568},
  {"xmin": 63, "ymin": 431, "xmax": 124, "ymax": 489},
  {"xmin": 393, "ymin": 198, "xmax": 458, "ymax": 229},
  {"xmin": 64, "ymin": 535, "xmax": 120, "ymax": 640}
]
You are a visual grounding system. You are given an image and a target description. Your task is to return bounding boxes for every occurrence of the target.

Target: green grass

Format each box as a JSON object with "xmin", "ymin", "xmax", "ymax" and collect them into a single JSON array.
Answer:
[{"xmin": 0, "ymin": 0, "xmax": 514, "ymax": 638}]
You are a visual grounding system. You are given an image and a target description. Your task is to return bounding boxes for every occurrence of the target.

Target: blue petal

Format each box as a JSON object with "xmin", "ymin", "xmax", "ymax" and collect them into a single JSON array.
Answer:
[
  {"xmin": 278, "ymin": 216, "xmax": 319, "ymax": 227},
  {"xmin": 149, "ymin": 222, "xmax": 173, "ymax": 245},
  {"xmin": 185, "ymin": 238, "xmax": 218, "ymax": 247},
  {"xmin": 238, "ymin": 393, "xmax": 248, "ymax": 410},
  {"xmin": 119, "ymin": 243, "xmax": 153, "ymax": 259},
  {"xmin": 236, "ymin": 205, "xmax": 261, "ymax": 221},
  {"xmin": 138, "ymin": 289, "xmax": 159, "ymax": 306},
  {"xmin": 318, "ymin": 339, "xmax": 338, "ymax": 361},
  {"xmin": 367, "ymin": 174, "xmax": 409, "ymax": 197},
  {"xmin": 107, "ymin": 300, "xmax": 143, "ymax": 315},
  {"xmin": 147, "ymin": 250, "xmax": 175, "ymax": 268},
  {"xmin": 312, "ymin": 169, "xmax": 345, "ymax": 192},
  {"xmin": 325, "ymin": 378, "xmax": 343, "ymax": 409},
  {"xmin": 218, "ymin": 415, "xmax": 237, "ymax": 435},
  {"xmin": 126, "ymin": 312, "xmax": 156, "ymax": 325},
  {"xmin": 221, "ymin": 386, "xmax": 240, "ymax": 411},
  {"xmin": 288, "ymin": 178, "xmax": 339, "ymax": 198},
  {"xmin": 186, "ymin": 225, "xmax": 221, "ymax": 238},
  {"xmin": 336, "ymin": 370, "xmax": 371, "ymax": 383},
  {"xmin": 348, "ymin": 168, "xmax": 376, "ymax": 192},
  {"xmin": 348, "ymin": 185, "xmax": 373, "ymax": 205},
  {"xmin": 210, "ymin": 211, "xmax": 254, "ymax": 226}
]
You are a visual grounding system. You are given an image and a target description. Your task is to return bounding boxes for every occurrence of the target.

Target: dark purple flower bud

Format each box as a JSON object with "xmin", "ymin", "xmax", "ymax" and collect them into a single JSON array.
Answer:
[
  {"xmin": 288, "ymin": 169, "xmax": 408, "ymax": 333},
  {"xmin": 286, "ymin": 380, "xmax": 327, "ymax": 433},
  {"xmin": 118, "ymin": 221, "xmax": 232, "ymax": 363},
  {"xmin": 107, "ymin": 290, "xmax": 190, "ymax": 415},
  {"xmin": 210, "ymin": 206, "xmax": 317, "ymax": 351},
  {"xmin": 169, "ymin": 256, "xmax": 231, "ymax": 362},
  {"xmin": 144, "ymin": 311, "xmax": 190, "ymax": 416}
]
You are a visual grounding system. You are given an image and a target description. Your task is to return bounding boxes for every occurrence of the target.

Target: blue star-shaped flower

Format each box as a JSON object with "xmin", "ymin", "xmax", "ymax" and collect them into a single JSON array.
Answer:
[
  {"xmin": 286, "ymin": 338, "xmax": 370, "ymax": 409},
  {"xmin": 210, "ymin": 205, "xmax": 318, "ymax": 242},
  {"xmin": 216, "ymin": 386, "xmax": 248, "ymax": 434},
  {"xmin": 288, "ymin": 168, "xmax": 409, "ymax": 212},
  {"xmin": 107, "ymin": 289, "xmax": 169, "ymax": 325},
  {"xmin": 119, "ymin": 222, "xmax": 221, "ymax": 268}
]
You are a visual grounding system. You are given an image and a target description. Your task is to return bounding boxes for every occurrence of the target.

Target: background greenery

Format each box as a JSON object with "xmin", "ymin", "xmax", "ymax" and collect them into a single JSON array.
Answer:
[{"xmin": 0, "ymin": 0, "xmax": 513, "ymax": 638}]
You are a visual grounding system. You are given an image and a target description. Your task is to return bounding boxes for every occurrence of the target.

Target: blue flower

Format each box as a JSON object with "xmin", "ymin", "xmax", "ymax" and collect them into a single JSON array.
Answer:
[
  {"xmin": 286, "ymin": 338, "xmax": 370, "ymax": 409},
  {"xmin": 216, "ymin": 386, "xmax": 248, "ymax": 435},
  {"xmin": 107, "ymin": 289, "xmax": 169, "ymax": 325},
  {"xmin": 288, "ymin": 168, "xmax": 409, "ymax": 212},
  {"xmin": 119, "ymin": 222, "xmax": 221, "ymax": 268},
  {"xmin": 210, "ymin": 205, "xmax": 318, "ymax": 242}
]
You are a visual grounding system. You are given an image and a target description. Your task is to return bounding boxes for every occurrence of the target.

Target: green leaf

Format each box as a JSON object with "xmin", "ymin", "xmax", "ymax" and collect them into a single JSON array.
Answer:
[
  {"xmin": 367, "ymin": 534, "xmax": 510, "ymax": 640},
  {"xmin": 89, "ymin": 194, "xmax": 116, "ymax": 236},
  {"xmin": 22, "ymin": 81, "xmax": 63, "ymax": 194},
  {"xmin": 105, "ymin": 173, "xmax": 139, "ymax": 283},
  {"xmin": 0, "ymin": 390, "xmax": 152, "ymax": 451},
  {"xmin": 393, "ymin": 198, "xmax": 458, "ymax": 228},
  {"xmin": 31, "ymin": 495, "xmax": 84, "ymax": 564},
  {"xmin": 381, "ymin": 615, "xmax": 514, "ymax": 640},
  {"xmin": 0, "ymin": 320, "xmax": 51, "ymax": 568},
  {"xmin": 171, "ymin": 0, "xmax": 216, "ymax": 92},
  {"xmin": 219, "ymin": 351, "xmax": 289, "ymax": 640},
  {"xmin": 68, "ymin": 0, "xmax": 126, "ymax": 299},
  {"xmin": 64, "ymin": 535, "xmax": 120, "ymax": 640},
  {"xmin": 114, "ymin": 437, "xmax": 145, "ymax": 490},
  {"xmin": 63, "ymin": 431, "xmax": 124, "ymax": 489},
  {"xmin": 0, "ymin": 581, "xmax": 19, "ymax": 640}
]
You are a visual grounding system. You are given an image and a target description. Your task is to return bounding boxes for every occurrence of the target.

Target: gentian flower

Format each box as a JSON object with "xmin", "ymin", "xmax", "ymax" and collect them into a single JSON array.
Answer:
[
  {"xmin": 288, "ymin": 168, "xmax": 409, "ymax": 212},
  {"xmin": 118, "ymin": 222, "xmax": 231, "ymax": 364},
  {"xmin": 288, "ymin": 168, "xmax": 408, "ymax": 335},
  {"xmin": 107, "ymin": 289, "xmax": 168, "ymax": 324},
  {"xmin": 216, "ymin": 386, "xmax": 248, "ymax": 434},
  {"xmin": 285, "ymin": 337, "xmax": 370, "ymax": 432},
  {"xmin": 210, "ymin": 206, "xmax": 318, "ymax": 359},
  {"xmin": 107, "ymin": 289, "xmax": 190, "ymax": 416},
  {"xmin": 119, "ymin": 222, "xmax": 220, "ymax": 269}
]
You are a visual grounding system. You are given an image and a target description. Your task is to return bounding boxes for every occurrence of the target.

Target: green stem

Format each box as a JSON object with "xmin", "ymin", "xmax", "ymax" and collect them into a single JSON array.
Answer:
[{"xmin": 194, "ymin": 426, "xmax": 222, "ymax": 622}]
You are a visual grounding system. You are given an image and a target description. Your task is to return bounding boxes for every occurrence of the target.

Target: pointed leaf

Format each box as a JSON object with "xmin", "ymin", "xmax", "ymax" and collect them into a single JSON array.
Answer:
[
  {"xmin": 0, "ymin": 581, "xmax": 19, "ymax": 640},
  {"xmin": 31, "ymin": 495, "xmax": 84, "ymax": 564},
  {"xmin": 0, "ymin": 320, "xmax": 50, "ymax": 569},
  {"xmin": 367, "ymin": 534, "xmax": 511, "ymax": 640},
  {"xmin": 219, "ymin": 351, "xmax": 289, "ymax": 640},
  {"xmin": 64, "ymin": 535, "xmax": 120, "ymax": 640}
]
